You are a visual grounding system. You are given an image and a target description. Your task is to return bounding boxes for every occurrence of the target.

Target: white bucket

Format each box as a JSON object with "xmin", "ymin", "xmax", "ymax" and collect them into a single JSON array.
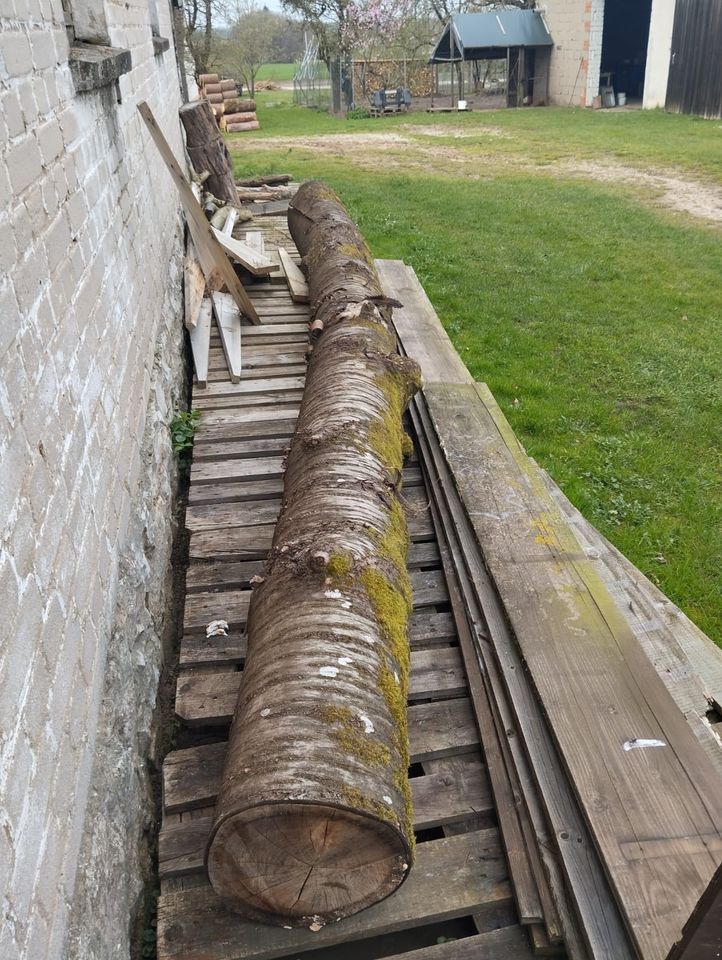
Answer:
[
  {"xmin": 458, "ymin": 99, "xmax": 467, "ymax": 110},
  {"xmin": 617, "ymin": 92, "xmax": 627, "ymax": 106}
]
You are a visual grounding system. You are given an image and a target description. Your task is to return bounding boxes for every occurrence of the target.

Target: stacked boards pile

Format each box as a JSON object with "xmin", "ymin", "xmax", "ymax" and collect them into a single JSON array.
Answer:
[
  {"xmin": 379, "ymin": 258, "xmax": 722, "ymax": 960},
  {"xmin": 197, "ymin": 74, "xmax": 260, "ymax": 131}
]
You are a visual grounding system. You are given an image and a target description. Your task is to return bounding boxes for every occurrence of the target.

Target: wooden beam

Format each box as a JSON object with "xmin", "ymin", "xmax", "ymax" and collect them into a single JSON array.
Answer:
[
  {"xmin": 211, "ymin": 291, "xmax": 241, "ymax": 383},
  {"xmin": 184, "ymin": 239, "xmax": 205, "ymax": 331},
  {"xmin": 212, "ymin": 228, "xmax": 275, "ymax": 276},
  {"xmin": 278, "ymin": 246, "xmax": 309, "ymax": 303},
  {"xmin": 189, "ymin": 298, "xmax": 212, "ymax": 386}
]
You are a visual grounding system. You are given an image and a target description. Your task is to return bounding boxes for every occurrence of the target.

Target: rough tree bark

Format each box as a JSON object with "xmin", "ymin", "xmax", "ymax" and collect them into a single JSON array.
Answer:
[
  {"xmin": 179, "ymin": 100, "xmax": 238, "ymax": 205},
  {"xmin": 206, "ymin": 181, "xmax": 422, "ymax": 928}
]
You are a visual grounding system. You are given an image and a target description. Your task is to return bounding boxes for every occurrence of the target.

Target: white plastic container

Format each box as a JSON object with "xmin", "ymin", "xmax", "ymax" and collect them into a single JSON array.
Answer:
[
  {"xmin": 458, "ymin": 99, "xmax": 467, "ymax": 110},
  {"xmin": 617, "ymin": 92, "xmax": 627, "ymax": 106}
]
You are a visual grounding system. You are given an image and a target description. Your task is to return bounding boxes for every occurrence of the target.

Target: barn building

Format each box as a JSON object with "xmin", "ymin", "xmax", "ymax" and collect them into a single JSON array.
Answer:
[{"xmin": 542, "ymin": 0, "xmax": 722, "ymax": 118}]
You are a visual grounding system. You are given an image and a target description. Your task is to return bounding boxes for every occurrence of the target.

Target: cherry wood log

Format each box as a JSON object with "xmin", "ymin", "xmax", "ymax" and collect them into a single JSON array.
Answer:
[
  {"xmin": 222, "ymin": 98, "xmax": 256, "ymax": 114},
  {"xmin": 206, "ymin": 92, "xmax": 223, "ymax": 104},
  {"xmin": 237, "ymin": 173, "xmax": 290, "ymax": 187},
  {"xmin": 204, "ymin": 82, "xmax": 222, "ymax": 94},
  {"xmin": 225, "ymin": 121, "xmax": 260, "ymax": 133},
  {"xmin": 206, "ymin": 181, "xmax": 421, "ymax": 928},
  {"xmin": 198, "ymin": 73, "xmax": 219, "ymax": 85},
  {"xmin": 222, "ymin": 111, "xmax": 256, "ymax": 125},
  {"xmin": 179, "ymin": 100, "xmax": 238, "ymax": 205},
  {"xmin": 220, "ymin": 79, "xmax": 237, "ymax": 91}
]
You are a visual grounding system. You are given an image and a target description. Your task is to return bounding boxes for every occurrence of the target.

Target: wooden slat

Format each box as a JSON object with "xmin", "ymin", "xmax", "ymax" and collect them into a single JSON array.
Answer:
[
  {"xmin": 426, "ymin": 381, "xmax": 722, "ymax": 960},
  {"xmin": 189, "ymin": 299, "xmax": 212, "ymax": 387},
  {"xmin": 211, "ymin": 292, "xmax": 241, "ymax": 383},
  {"xmin": 159, "ymin": 763, "xmax": 493, "ymax": 878},
  {"xmin": 387, "ymin": 261, "xmax": 630, "ymax": 958},
  {"xmin": 184, "ymin": 240, "xmax": 205, "ymax": 331},
  {"xmin": 277, "ymin": 246, "xmax": 309, "ymax": 302},
  {"xmin": 163, "ymin": 698, "xmax": 478, "ymax": 813},
  {"xmin": 174, "ymin": 648, "xmax": 467, "ymax": 724},
  {"xmin": 376, "ymin": 259, "xmax": 472, "ymax": 385},
  {"xmin": 158, "ymin": 830, "xmax": 509, "ymax": 960},
  {"xmin": 136, "ymin": 102, "xmax": 260, "ymax": 325},
  {"xmin": 380, "ymin": 925, "xmax": 535, "ymax": 959},
  {"xmin": 212, "ymin": 227, "xmax": 275, "ymax": 276}
]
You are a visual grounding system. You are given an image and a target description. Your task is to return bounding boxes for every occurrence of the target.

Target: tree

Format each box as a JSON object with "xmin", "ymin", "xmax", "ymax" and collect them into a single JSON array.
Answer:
[
  {"xmin": 184, "ymin": 0, "xmax": 220, "ymax": 77},
  {"xmin": 221, "ymin": 2, "xmax": 280, "ymax": 96}
]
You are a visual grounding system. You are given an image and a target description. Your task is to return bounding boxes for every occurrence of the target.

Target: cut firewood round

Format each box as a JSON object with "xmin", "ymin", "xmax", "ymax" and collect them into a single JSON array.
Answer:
[{"xmin": 206, "ymin": 181, "xmax": 421, "ymax": 928}]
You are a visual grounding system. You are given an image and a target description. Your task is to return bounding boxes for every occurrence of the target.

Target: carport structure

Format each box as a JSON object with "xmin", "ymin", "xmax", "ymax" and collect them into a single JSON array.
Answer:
[{"xmin": 429, "ymin": 8, "xmax": 553, "ymax": 108}]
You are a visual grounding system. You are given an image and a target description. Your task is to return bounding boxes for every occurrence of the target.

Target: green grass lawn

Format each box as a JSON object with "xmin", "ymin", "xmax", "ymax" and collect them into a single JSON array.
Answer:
[
  {"xmin": 229, "ymin": 109, "xmax": 722, "ymax": 644},
  {"xmin": 256, "ymin": 63, "xmax": 296, "ymax": 82}
]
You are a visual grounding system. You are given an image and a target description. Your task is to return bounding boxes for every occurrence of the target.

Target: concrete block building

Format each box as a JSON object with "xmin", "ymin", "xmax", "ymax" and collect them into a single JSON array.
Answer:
[
  {"xmin": 541, "ymin": 0, "xmax": 722, "ymax": 118},
  {"xmin": 0, "ymin": 0, "xmax": 189, "ymax": 955}
]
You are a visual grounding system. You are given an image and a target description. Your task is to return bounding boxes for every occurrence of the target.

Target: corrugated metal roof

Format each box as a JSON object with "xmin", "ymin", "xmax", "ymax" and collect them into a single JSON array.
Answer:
[{"xmin": 430, "ymin": 8, "xmax": 553, "ymax": 62}]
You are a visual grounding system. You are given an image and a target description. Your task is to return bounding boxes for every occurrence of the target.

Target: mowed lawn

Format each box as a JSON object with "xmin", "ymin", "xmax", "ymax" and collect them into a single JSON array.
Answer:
[{"xmin": 228, "ymin": 106, "xmax": 722, "ymax": 644}]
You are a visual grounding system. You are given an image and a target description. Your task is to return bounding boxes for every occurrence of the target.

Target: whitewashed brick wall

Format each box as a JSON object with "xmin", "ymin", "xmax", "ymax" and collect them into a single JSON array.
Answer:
[
  {"xmin": 542, "ymin": 0, "xmax": 605, "ymax": 106},
  {"xmin": 0, "ymin": 0, "xmax": 187, "ymax": 954}
]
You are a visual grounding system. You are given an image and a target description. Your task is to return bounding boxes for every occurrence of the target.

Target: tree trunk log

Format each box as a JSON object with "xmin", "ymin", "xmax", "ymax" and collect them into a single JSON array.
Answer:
[
  {"xmin": 222, "ymin": 98, "xmax": 256, "ymax": 114},
  {"xmin": 206, "ymin": 181, "xmax": 421, "ymax": 928},
  {"xmin": 179, "ymin": 101, "xmax": 238, "ymax": 205},
  {"xmin": 237, "ymin": 173, "xmax": 290, "ymax": 187},
  {"xmin": 224, "ymin": 121, "xmax": 260, "ymax": 133}
]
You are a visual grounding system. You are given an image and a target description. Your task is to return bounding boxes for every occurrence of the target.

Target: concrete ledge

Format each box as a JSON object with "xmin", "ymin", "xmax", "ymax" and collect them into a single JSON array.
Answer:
[
  {"xmin": 153, "ymin": 35, "xmax": 171, "ymax": 56},
  {"xmin": 69, "ymin": 41, "xmax": 132, "ymax": 93}
]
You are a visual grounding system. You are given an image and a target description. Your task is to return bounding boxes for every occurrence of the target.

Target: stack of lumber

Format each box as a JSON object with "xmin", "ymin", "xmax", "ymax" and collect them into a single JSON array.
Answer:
[
  {"xmin": 378, "ymin": 258, "xmax": 722, "ymax": 960},
  {"xmin": 220, "ymin": 98, "xmax": 260, "ymax": 133}
]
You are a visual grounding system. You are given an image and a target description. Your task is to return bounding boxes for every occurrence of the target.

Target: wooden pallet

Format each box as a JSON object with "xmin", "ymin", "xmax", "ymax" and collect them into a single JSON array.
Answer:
[{"xmin": 157, "ymin": 227, "xmax": 536, "ymax": 960}]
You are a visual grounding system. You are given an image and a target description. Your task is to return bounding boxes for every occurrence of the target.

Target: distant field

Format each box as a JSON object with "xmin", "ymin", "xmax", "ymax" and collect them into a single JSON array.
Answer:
[{"xmin": 256, "ymin": 63, "xmax": 295, "ymax": 82}]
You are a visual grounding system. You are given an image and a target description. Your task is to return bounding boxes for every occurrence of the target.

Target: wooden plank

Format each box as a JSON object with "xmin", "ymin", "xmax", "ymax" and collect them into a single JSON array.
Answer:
[
  {"xmin": 278, "ymin": 246, "xmax": 309, "ymax": 303},
  {"xmin": 191, "ymin": 456, "xmax": 286, "ymax": 484},
  {"xmin": 666, "ymin": 859, "xmax": 722, "ymax": 960},
  {"xmin": 211, "ymin": 291, "xmax": 241, "ymax": 383},
  {"xmin": 164, "ymin": 698, "xmax": 479, "ymax": 811},
  {"xmin": 194, "ymin": 417, "xmax": 299, "ymax": 444},
  {"xmin": 136, "ymin": 102, "xmax": 260, "ymax": 325},
  {"xmin": 184, "ymin": 240, "xmax": 205, "ymax": 331},
  {"xmin": 200, "ymin": 375, "xmax": 305, "ymax": 397},
  {"xmin": 193, "ymin": 390, "xmax": 303, "ymax": 412},
  {"xmin": 376, "ymin": 259, "xmax": 472, "ymax": 385},
  {"xmin": 158, "ymin": 830, "xmax": 509, "ymax": 960},
  {"xmin": 189, "ymin": 298, "xmax": 212, "ymax": 387},
  {"xmin": 426, "ymin": 382, "xmax": 722, "ymax": 960},
  {"xmin": 244, "ymin": 229, "xmax": 265, "ymax": 254},
  {"xmin": 159, "ymin": 764, "xmax": 494, "ymax": 878},
  {"xmin": 381, "ymin": 926, "xmax": 534, "ymax": 959},
  {"xmin": 212, "ymin": 227, "xmax": 275, "ymax": 276},
  {"xmin": 540, "ymin": 467, "xmax": 722, "ymax": 776},
  {"xmin": 411, "ymin": 397, "xmax": 624, "ymax": 959},
  {"xmin": 175, "ymin": 648, "xmax": 467, "ymax": 724}
]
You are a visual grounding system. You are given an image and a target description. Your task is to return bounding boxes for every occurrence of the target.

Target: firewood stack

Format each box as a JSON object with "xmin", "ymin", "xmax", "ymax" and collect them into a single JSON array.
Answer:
[
  {"xmin": 220, "ymin": 98, "xmax": 260, "ymax": 133},
  {"xmin": 197, "ymin": 73, "xmax": 260, "ymax": 131}
]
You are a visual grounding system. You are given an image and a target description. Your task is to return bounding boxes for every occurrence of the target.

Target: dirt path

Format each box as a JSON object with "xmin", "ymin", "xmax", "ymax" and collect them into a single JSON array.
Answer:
[{"xmin": 237, "ymin": 130, "xmax": 722, "ymax": 225}]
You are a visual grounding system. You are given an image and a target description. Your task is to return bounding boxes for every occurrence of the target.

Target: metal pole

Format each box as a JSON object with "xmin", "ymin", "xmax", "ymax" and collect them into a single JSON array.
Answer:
[{"xmin": 449, "ymin": 19, "xmax": 455, "ymax": 109}]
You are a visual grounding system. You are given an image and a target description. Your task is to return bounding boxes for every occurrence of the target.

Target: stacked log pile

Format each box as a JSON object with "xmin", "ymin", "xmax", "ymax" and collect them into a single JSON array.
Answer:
[
  {"xmin": 197, "ymin": 74, "xmax": 259, "ymax": 130},
  {"xmin": 220, "ymin": 98, "xmax": 260, "ymax": 133},
  {"xmin": 206, "ymin": 181, "xmax": 421, "ymax": 927}
]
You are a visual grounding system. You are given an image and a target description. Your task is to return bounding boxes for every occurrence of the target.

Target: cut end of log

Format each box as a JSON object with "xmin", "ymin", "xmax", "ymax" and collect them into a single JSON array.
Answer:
[{"xmin": 206, "ymin": 801, "xmax": 410, "ymax": 926}]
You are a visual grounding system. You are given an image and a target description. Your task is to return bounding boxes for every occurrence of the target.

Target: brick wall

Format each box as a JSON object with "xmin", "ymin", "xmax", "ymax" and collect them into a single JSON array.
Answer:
[
  {"xmin": 0, "ymin": 0, "xmax": 187, "ymax": 954},
  {"xmin": 542, "ymin": 0, "xmax": 605, "ymax": 106}
]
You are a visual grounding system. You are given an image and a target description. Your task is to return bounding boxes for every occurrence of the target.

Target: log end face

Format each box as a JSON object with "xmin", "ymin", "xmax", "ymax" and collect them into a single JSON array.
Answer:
[{"xmin": 206, "ymin": 801, "xmax": 411, "ymax": 927}]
